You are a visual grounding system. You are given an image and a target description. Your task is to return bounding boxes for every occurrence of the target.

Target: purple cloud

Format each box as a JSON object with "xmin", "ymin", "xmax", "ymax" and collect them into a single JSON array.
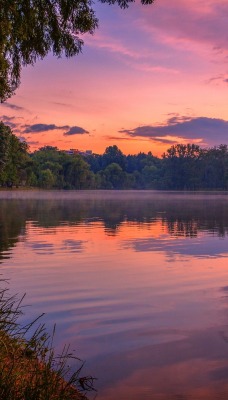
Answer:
[
  {"xmin": 0, "ymin": 102, "xmax": 25, "ymax": 111},
  {"xmin": 141, "ymin": 1, "xmax": 228, "ymax": 53},
  {"xmin": 0, "ymin": 115, "xmax": 18, "ymax": 129},
  {"xmin": 63, "ymin": 126, "xmax": 89, "ymax": 135},
  {"xmin": 119, "ymin": 117, "xmax": 228, "ymax": 146},
  {"xmin": 24, "ymin": 123, "xmax": 69, "ymax": 133}
]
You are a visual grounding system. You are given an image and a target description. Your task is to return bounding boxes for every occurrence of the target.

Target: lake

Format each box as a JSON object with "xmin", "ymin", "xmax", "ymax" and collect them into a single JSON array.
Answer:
[{"xmin": 1, "ymin": 190, "xmax": 228, "ymax": 399}]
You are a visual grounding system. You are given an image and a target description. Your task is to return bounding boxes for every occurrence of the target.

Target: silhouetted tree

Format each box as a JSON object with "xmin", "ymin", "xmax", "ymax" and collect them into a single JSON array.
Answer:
[
  {"xmin": 162, "ymin": 144, "xmax": 203, "ymax": 190},
  {"xmin": 0, "ymin": 0, "xmax": 155, "ymax": 101},
  {"xmin": 3, "ymin": 134, "xmax": 228, "ymax": 191},
  {"xmin": 201, "ymin": 145, "xmax": 228, "ymax": 189},
  {"xmin": 102, "ymin": 145, "xmax": 126, "ymax": 169}
]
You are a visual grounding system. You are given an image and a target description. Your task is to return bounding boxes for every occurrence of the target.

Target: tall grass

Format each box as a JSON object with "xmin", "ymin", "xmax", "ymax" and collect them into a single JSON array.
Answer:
[{"xmin": 0, "ymin": 280, "xmax": 96, "ymax": 399}]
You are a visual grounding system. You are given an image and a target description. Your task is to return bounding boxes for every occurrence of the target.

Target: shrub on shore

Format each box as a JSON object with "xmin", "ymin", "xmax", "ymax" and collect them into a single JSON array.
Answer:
[{"xmin": 0, "ymin": 281, "xmax": 95, "ymax": 399}]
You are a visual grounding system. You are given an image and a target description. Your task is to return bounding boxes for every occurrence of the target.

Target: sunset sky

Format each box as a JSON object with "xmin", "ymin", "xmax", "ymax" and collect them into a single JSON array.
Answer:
[{"xmin": 0, "ymin": 0, "xmax": 228, "ymax": 156}]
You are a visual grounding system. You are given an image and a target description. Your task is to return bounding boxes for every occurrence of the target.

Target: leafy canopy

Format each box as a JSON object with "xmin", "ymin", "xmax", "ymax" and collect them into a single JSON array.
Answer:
[
  {"xmin": 0, "ymin": 122, "xmax": 29, "ymax": 186},
  {"xmin": 0, "ymin": 0, "xmax": 155, "ymax": 102}
]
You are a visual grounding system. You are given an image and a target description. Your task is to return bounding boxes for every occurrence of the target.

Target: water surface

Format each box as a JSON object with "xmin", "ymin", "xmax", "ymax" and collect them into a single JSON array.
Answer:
[{"xmin": 1, "ymin": 190, "xmax": 228, "ymax": 399}]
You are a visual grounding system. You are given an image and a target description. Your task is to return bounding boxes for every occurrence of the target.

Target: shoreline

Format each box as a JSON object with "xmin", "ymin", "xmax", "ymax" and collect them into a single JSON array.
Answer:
[
  {"xmin": 1, "ymin": 188, "xmax": 228, "ymax": 200},
  {"xmin": 0, "ymin": 284, "xmax": 90, "ymax": 400}
]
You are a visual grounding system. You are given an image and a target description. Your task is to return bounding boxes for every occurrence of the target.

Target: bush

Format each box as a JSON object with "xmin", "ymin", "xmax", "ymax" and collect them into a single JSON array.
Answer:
[{"xmin": 0, "ymin": 280, "xmax": 96, "ymax": 399}]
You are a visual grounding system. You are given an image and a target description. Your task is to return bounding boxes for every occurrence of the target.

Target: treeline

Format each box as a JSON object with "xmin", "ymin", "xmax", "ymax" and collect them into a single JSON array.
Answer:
[{"xmin": 1, "ymin": 122, "xmax": 228, "ymax": 190}]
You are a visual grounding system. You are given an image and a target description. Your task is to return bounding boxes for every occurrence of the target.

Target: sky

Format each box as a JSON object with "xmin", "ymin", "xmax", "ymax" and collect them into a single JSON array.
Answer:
[{"xmin": 0, "ymin": 0, "xmax": 228, "ymax": 156}]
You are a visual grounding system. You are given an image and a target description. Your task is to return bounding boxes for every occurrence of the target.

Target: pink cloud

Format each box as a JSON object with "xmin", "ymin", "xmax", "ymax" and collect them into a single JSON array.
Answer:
[
  {"xmin": 86, "ymin": 32, "xmax": 180, "ymax": 74},
  {"xmin": 139, "ymin": 0, "xmax": 228, "ymax": 55},
  {"xmin": 86, "ymin": 32, "xmax": 142, "ymax": 59}
]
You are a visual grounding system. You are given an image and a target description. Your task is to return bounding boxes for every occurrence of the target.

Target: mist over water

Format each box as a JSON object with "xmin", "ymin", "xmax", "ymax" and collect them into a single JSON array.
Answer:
[{"xmin": 1, "ymin": 190, "xmax": 228, "ymax": 399}]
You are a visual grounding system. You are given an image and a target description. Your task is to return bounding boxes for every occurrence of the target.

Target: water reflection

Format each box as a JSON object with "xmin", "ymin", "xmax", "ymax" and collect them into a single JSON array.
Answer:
[
  {"xmin": 122, "ymin": 235, "xmax": 228, "ymax": 259},
  {"xmin": 94, "ymin": 326, "xmax": 228, "ymax": 400},
  {"xmin": 1, "ymin": 191, "xmax": 228, "ymax": 260},
  {"xmin": 1, "ymin": 191, "xmax": 228, "ymax": 399},
  {"xmin": 0, "ymin": 200, "xmax": 26, "ymax": 261}
]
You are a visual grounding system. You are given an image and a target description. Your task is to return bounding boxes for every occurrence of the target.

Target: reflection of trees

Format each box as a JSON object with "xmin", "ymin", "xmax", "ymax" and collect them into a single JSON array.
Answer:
[
  {"xmin": 39, "ymin": 196, "xmax": 228, "ymax": 237},
  {"xmin": 161, "ymin": 198, "xmax": 228, "ymax": 238},
  {"xmin": 0, "ymin": 200, "xmax": 27, "ymax": 262},
  {"xmin": 1, "ymin": 195, "xmax": 228, "ymax": 259},
  {"xmin": 166, "ymin": 220, "xmax": 198, "ymax": 238}
]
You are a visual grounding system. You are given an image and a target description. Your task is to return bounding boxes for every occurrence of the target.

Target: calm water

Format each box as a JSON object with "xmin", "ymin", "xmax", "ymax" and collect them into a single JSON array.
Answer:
[{"xmin": 1, "ymin": 190, "xmax": 228, "ymax": 399}]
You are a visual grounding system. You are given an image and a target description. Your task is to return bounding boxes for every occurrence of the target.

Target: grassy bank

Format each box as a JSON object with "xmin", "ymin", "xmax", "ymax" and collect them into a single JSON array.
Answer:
[{"xmin": 0, "ymin": 282, "xmax": 95, "ymax": 399}]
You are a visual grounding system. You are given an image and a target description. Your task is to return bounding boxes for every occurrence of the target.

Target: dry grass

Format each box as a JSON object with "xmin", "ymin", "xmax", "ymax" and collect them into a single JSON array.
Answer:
[{"xmin": 0, "ymin": 282, "xmax": 96, "ymax": 400}]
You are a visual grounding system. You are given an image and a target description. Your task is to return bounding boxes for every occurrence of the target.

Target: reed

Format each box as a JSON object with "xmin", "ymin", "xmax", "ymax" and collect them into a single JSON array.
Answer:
[{"xmin": 0, "ymin": 280, "xmax": 96, "ymax": 400}]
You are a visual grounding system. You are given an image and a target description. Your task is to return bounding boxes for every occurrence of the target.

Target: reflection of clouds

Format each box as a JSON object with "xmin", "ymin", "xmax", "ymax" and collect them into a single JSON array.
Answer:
[
  {"xmin": 92, "ymin": 327, "xmax": 228, "ymax": 400},
  {"xmin": 29, "ymin": 242, "xmax": 53, "ymax": 249},
  {"xmin": 25, "ymin": 239, "xmax": 85, "ymax": 254},
  {"xmin": 26, "ymin": 241, "xmax": 54, "ymax": 255},
  {"xmin": 210, "ymin": 365, "xmax": 228, "ymax": 381},
  {"xmin": 61, "ymin": 239, "xmax": 84, "ymax": 253},
  {"xmin": 122, "ymin": 235, "xmax": 228, "ymax": 259}
]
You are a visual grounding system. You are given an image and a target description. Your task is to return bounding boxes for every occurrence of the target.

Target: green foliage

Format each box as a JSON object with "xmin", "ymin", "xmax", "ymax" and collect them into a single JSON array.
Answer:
[
  {"xmin": 0, "ymin": 122, "xmax": 30, "ymax": 186},
  {"xmin": 102, "ymin": 145, "xmax": 126, "ymax": 169},
  {"xmin": 32, "ymin": 147, "xmax": 70, "ymax": 188},
  {"xmin": 30, "ymin": 146, "xmax": 95, "ymax": 189},
  {"xmin": 65, "ymin": 155, "xmax": 93, "ymax": 189},
  {"xmin": 3, "ymin": 121, "xmax": 228, "ymax": 191},
  {"xmin": 102, "ymin": 162, "xmax": 125, "ymax": 189},
  {"xmin": 39, "ymin": 169, "xmax": 56, "ymax": 188},
  {"xmin": 0, "ymin": 280, "xmax": 95, "ymax": 399},
  {"xmin": 0, "ymin": 0, "xmax": 155, "ymax": 102},
  {"xmin": 142, "ymin": 165, "xmax": 158, "ymax": 189},
  {"xmin": 162, "ymin": 144, "xmax": 203, "ymax": 190},
  {"xmin": 100, "ymin": 0, "xmax": 155, "ymax": 8},
  {"xmin": 0, "ymin": 123, "xmax": 11, "ymax": 174},
  {"xmin": 26, "ymin": 142, "xmax": 228, "ymax": 190},
  {"xmin": 201, "ymin": 144, "xmax": 228, "ymax": 189},
  {"xmin": 0, "ymin": 0, "xmax": 98, "ymax": 101}
]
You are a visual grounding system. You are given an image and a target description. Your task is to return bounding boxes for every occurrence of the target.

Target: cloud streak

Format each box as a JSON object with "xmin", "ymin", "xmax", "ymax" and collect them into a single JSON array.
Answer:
[
  {"xmin": 23, "ymin": 123, "xmax": 89, "ymax": 136},
  {"xmin": 105, "ymin": 135, "xmax": 150, "ymax": 142},
  {"xmin": 0, "ymin": 115, "xmax": 19, "ymax": 129},
  {"xmin": 0, "ymin": 102, "xmax": 25, "ymax": 111},
  {"xmin": 23, "ymin": 123, "xmax": 69, "ymax": 133},
  {"xmin": 140, "ymin": 0, "xmax": 228, "ymax": 55}
]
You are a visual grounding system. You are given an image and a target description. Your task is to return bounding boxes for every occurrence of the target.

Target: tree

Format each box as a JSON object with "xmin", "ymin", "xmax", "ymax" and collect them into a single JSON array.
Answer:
[
  {"xmin": 201, "ymin": 145, "xmax": 228, "ymax": 189},
  {"xmin": 102, "ymin": 162, "xmax": 125, "ymax": 189},
  {"xmin": 102, "ymin": 145, "xmax": 126, "ymax": 169},
  {"xmin": 0, "ymin": 122, "xmax": 11, "ymax": 176},
  {"xmin": 38, "ymin": 168, "xmax": 56, "ymax": 188},
  {"xmin": 163, "ymin": 144, "xmax": 202, "ymax": 159},
  {"xmin": 0, "ymin": 122, "xmax": 30, "ymax": 186},
  {"xmin": 31, "ymin": 146, "xmax": 70, "ymax": 188},
  {"xmin": 65, "ymin": 155, "xmax": 93, "ymax": 189},
  {"xmin": 0, "ymin": 0, "xmax": 155, "ymax": 102},
  {"xmin": 162, "ymin": 144, "xmax": 203, "ymax": 190},
  {"xmin": 142, "ymin": 165, "xmax": 158, "ymax": 189}
]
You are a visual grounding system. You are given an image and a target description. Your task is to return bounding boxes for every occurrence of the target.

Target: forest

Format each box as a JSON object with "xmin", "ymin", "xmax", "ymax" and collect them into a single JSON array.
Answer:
[{"xmin": 1, "ymin": 121, "xmax": 228, "ymax": 190}]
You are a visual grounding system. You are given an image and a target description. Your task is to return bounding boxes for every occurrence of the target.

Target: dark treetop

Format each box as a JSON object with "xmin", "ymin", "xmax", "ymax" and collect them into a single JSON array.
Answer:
[
  {"xmin": 0, "ymin": 0, "xmax": 155, "ymax": 102},
  {"xmin": 1, "ymin": 123, "xmax": 228, "ymax": 191}
]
